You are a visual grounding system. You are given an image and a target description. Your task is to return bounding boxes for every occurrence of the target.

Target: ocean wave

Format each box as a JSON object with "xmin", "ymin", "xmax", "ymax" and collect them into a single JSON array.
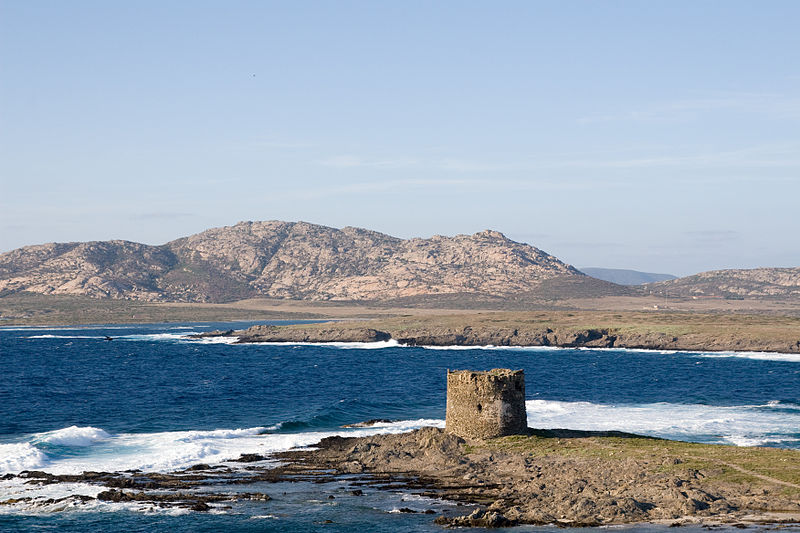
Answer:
[
  {"xmin": 33, "ymin": 426, "xmax": 111, "ymax": 447},
  {"xmin": 0, "ymin": 442, "xmax": 49, "ymax": 473},
  {"xmin": 722, "ymin": 434, "xmax": 800, "ymax": 447},
  {"xmin": 526, "ymin": 399, "xmax": 800, "ymax": 446},
  {"xmin": 26, "ymin": 334, "xmax": 107, "ymax": 340},
  {"xmin": 420, "ymin": 344, "xmax": 565, "ymax": 351},
  {"xmin": 187, "ymin": 336, "xmax": 239, "ymax": 344},
  {"xmin": 0, "ymin": 419, "xmax": 444, "ymax": 477},
  {"xmin": 692, "ymin": 351, "xmax": 800, "ymax": 363},
  {"xmin": 238, "ymin": 339, "xmax": 403, "ymax": 349},
  {"xmin": 227, "ymin": 339, "xmax": 800, "ymax": 360},
  {"xmin": 2, "ymin": 400, "xmax": 796, "ymax": 480},
  {"xmin": 118, "ymin": 333, "xmax": 190, "ymax": 342}
]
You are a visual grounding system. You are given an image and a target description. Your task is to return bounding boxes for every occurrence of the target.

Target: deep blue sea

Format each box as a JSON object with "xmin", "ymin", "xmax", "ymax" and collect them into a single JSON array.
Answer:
[{"xmin": 1, "ymin": 321, "xmax": 799, "ymax": 532}]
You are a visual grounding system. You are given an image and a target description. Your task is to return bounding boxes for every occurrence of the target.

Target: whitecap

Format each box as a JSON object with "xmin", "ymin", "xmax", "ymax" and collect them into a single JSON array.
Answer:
[
  {"xmin": 0, "ymin": 419, "xmax": 444, "ymax": 477},
  {"xmin": 236, "ymin": 339, "xmax": 403, "ymax": 349},
  {"xmin": 118, "ymin": 333, "xmax": 188, "ymax": 342},
  {"xmin": 420, "ymin": 344, "xmax": 565, "ymax": 351},
  {"xmin": 526, "ymin": 399, "xmax": 800, "ymax": 447},
  {"xmin": 26, "ymin": 335, "xmax": 106, "ymax": 340},
  {"xmin": 722, "ymin": 435, "xmax": 800, "ymax": 447},
  {"xmin": 33, "ymin": 426, "xmax": 110, "ymax": 447},
  {"xmin": 0, "ymin": 442, "xmax": 49, "ymax": 473},
  {"xmin": 188, "ymin": 336, "xmax": 239, "ymax": 344},
  {"xmin": 693, "ymin": 351, "xmax": 800, "ymax": 363}
]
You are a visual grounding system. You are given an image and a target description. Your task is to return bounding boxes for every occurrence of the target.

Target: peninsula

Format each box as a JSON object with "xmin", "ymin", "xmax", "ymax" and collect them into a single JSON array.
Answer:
[
  {"xmin": 269, "ymin": 369, "xmax": 800, "ymax": 528},
  {"xmin": 277, "ymin": 426, "xmax": 800, "ymax": 528},
  {"xmin": 198, "ymin": 310, "xmax": 800, "ymax": 354}
]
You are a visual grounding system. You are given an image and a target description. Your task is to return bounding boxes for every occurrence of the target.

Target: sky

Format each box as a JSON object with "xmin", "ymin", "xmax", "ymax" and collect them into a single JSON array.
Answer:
[{"xmin": 1, "ymin": 1, "xmax": 798, "ymax": 276}]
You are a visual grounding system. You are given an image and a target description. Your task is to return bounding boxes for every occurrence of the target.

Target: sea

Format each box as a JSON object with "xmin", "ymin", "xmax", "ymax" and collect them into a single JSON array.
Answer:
[{"xmin": 1, "ymin": 321, "xmax": 799, "ymax": 532}]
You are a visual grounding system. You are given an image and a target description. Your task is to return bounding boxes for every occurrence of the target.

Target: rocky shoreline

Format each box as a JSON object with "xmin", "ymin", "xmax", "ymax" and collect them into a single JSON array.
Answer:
[
  {"xmin": 195, "ymin": 321, "xmax": 800, "ymax": 353},
  {"xmin": 4, "ymin": 427, "xmax": 798, "ymax": 528},
  {"xmin": 277, "ymin": 427, "xmax": 800, "ymax": 528}
]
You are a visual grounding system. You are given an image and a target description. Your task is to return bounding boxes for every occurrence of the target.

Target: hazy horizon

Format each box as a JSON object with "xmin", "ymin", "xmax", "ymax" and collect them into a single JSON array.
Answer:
[{"xmin": 2, "ymin": 2, "xmax": 798, "ymax": 276}]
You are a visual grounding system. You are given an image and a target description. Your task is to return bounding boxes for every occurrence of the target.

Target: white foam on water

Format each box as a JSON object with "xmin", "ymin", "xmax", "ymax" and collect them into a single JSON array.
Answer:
[
  {"xmin": 419, "ymin": 344, "xmax": 565, "ymax": 351},
  {"xmin": 26, "ymin": 334, "xmax": 107, "ymax": 339},
  {"xmin": 118, "ymin": 333, "xmax": 189, "ymax": 342},
  {"xmin": 526, "ymin": 399, "xmax": 800, "ymax": 446},
  {"xmin": 577, "ymin": 346, "xmax": 680, "ymax": 355},
  {"xmin": 693, "ymin": 351, "xmax": 800, "ymax": 363},
  {"xmin": 188, "ymin": 336, "xmax": 239, "ymax": 344},
  {"xmin": 0, "ymin": 476, "xmax": 197, "ymax": 515},
  {"xmin": 33, "ymin": 426, "xmax": 110, "ymax": 447},
  {"xmin": 0, "ymin": 419, "xmax": 444, "ymax": 477},
  {"xmin": 0, "ymin": 443, "xmax": 49, "ymax": 472},
  {"xmin": 237, "ymin": 339, "xmax": 404, "ymax": 349},
  {"xmin": 723, "ymin": 434, "xmax": 800, "ymax": 447},
  {"xmin": 0, "ymin": 419, "xmax": 444, "ymax": 515},
  {"xmin": 419, "ymin": 345, "xmax": 799, "ymax": 359},
  {"xmin": 0, "ymin": 404, "xmax": 796, "ymax": 516}
]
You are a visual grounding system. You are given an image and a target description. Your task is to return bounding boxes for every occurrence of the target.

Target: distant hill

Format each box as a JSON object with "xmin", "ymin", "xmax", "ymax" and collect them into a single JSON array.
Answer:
[
  {"xmin": 0, "ymin": 221, "xmax": 630, "ymax": 303},
  {"xmin": 646, "ymin": 267, "xmax": 800, "ymax": 299},
  {"xmin": 581, "ymin": 267, "xmax": 677, "ymax": 286}
]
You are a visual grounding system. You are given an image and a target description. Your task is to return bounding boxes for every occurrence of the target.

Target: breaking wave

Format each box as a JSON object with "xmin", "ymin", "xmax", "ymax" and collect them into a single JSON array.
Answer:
[{"xmin": 526, "ymin": 399, "xmax": 800, "ymax": 447}]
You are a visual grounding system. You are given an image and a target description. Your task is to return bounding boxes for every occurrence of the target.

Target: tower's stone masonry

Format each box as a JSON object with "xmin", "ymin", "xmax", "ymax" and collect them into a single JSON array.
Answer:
[{"xmin": 445, "ymin": 369, "xmax": 527, "ymax": 439}]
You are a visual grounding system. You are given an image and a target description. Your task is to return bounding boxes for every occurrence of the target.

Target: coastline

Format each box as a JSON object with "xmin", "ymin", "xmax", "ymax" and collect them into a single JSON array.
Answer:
[
  {"xmin": 277, "ymin": 427, "xmax": 800, "ymax": 528},
  {"xmin": 205, "ymin": 311, "xmax": 800, "ymax": 353}
]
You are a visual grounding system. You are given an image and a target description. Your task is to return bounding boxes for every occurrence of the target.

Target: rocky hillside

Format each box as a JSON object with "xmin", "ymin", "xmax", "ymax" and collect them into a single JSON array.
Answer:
[
  {"xmin": 646, "ymin": 267, "xmax": 800, "ymax": 299},
  {"xmin": 0, "ymin": 221, "xmax": 591, "ymax": 303}
]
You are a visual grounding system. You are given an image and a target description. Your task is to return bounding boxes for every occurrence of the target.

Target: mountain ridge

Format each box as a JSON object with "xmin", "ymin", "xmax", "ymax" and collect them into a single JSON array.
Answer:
[
  {"xmin": 580, "ymin": 267, "xmax": 677, "ymax": 286},
  {"xmin": 0, "ymin": 221, "xmax": 587, "ymax": 303},
  {"xmin": 647, "ymin": 267, "xmax": 800, "ymax": 299},
  {"xmin": 3, "ymin": 221, "xmax": 797, "ymax": 304}
]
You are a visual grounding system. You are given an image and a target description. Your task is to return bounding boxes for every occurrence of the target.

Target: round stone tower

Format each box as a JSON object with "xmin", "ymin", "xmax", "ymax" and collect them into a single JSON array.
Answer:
[{"xmin": 445, "ymin": 369, "xmax": 527, "ymax": 439}]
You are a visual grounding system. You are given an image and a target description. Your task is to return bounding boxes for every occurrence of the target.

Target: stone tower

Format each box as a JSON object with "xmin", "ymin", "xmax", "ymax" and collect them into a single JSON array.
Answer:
[{"xmin": 445, "ymin": 369, "xmax": 527, "ymax": 439}]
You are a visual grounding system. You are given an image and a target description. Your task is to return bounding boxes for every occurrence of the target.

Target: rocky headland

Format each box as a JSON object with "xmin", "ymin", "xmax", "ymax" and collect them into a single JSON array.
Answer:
[{"xmin": 278, "ymin": 427, "xmax": 800, "ymax": 528}]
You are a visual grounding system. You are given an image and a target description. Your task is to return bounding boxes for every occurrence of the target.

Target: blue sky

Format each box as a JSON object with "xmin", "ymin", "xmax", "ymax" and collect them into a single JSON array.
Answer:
[{"xmin": 1, "ymin": 1, "xmax": 798, "ymax": 276}]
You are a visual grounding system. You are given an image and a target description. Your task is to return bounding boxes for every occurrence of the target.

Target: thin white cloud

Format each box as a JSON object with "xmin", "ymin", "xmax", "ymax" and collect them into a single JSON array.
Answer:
[
  {"xmin": 545, "ymin": 141, "xmax": 800, "ymax": 170},
  {"xmin": 248, "ymin": 140, "xmax": 314, "ymax": 149},
  {"xmin": 318, "ymin": 140, "xmax": 800, "ymax": 177},
  {"xmin": 271, "ymin": 177, "xmax": 616, "ymax": 202},
  {"xmin": 578, "ymin": 92, "xmax": 800, "ymax": 124},
  {"xmin": 320, "ymin": 155, "xmax": 419, "ymax": 169},
  {"xmin": 319, "ymin": 155, "xmax": 513, "ymax": 172}
]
